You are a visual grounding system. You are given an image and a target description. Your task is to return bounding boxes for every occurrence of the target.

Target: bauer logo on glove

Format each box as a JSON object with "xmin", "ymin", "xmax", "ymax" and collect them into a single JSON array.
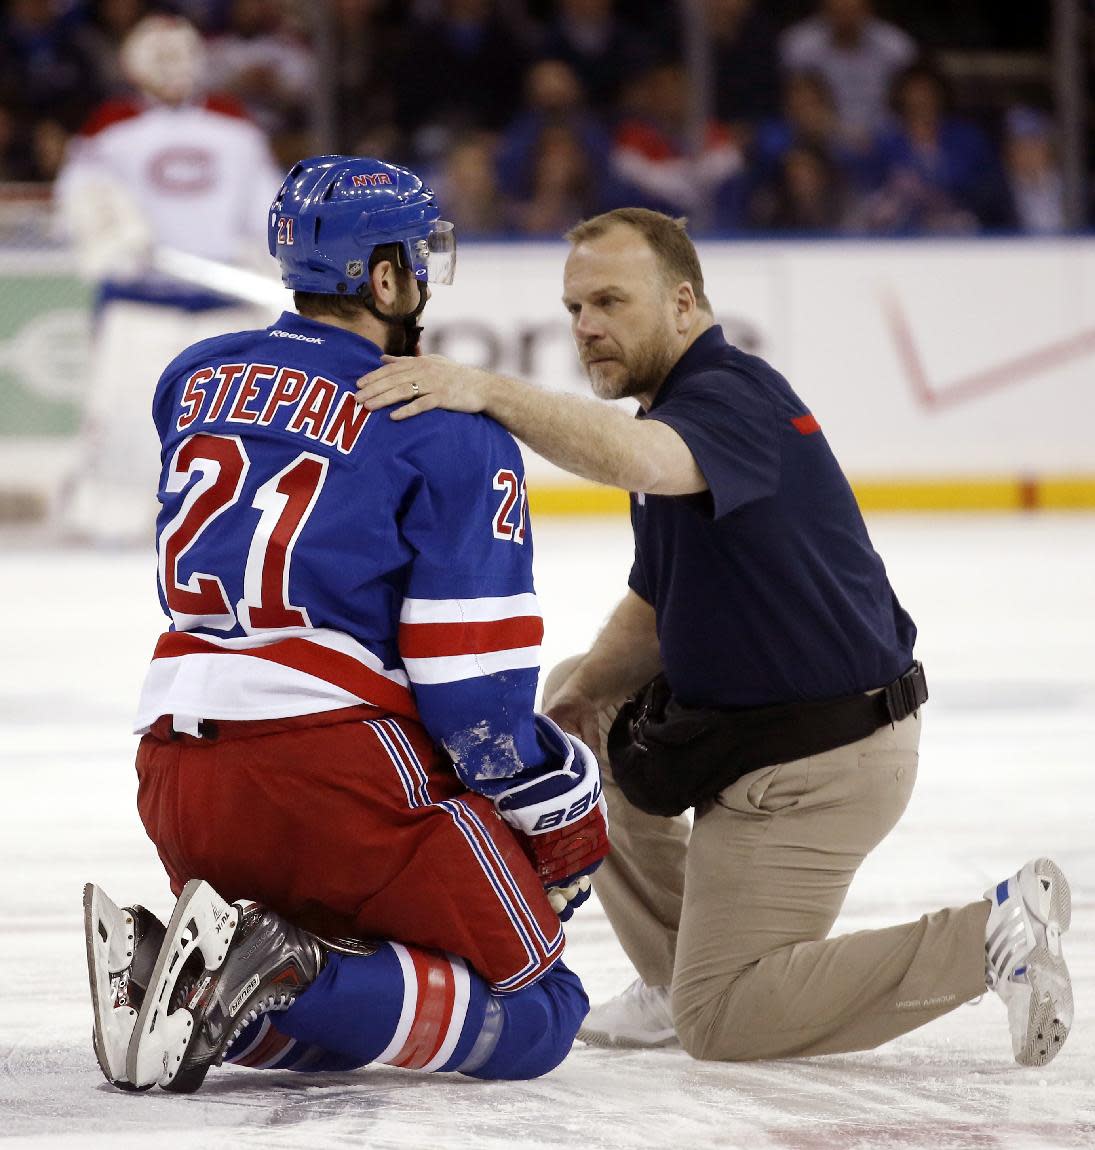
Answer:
[
  {"xmin": 494, "ymin": 715, "xmax": 610, "ymax": 920},
  {"xmin": 530, "ymin": 787, "xmax": 600, "ymax": 832}
]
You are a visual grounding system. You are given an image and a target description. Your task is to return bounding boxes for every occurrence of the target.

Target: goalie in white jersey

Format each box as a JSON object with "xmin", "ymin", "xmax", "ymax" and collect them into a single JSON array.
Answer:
[{"xmin": 54, "ymin": 13, "xmax": 283, "ymax": 544}]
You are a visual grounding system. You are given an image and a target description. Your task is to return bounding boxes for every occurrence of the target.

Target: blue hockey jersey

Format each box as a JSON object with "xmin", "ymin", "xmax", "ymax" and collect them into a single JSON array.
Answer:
[{"xmin": 135, "ymin": 311, "xmax": 550, "ymax": 791}]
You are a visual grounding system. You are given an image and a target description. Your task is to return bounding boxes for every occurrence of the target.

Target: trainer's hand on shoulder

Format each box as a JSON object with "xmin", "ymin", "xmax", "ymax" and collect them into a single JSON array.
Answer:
[{"xmin": 355, "ymin": 354, "xmax": 493, "ymax": 421}]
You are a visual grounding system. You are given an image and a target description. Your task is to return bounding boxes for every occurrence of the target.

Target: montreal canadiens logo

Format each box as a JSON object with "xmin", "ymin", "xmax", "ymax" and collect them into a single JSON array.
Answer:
[{"xmin": 148, "ymin": 147, "xmax": 215, "ymax": 194}]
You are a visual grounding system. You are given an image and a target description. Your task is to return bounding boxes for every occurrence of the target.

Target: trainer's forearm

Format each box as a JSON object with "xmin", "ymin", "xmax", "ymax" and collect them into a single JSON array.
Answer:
[
  {"xmin": 564, "ymin": 591, "xmax": 662, "ymax": 707},
  {"xmin": 480, "ymin": 376, "xmax": 652, "ymax": 491}
]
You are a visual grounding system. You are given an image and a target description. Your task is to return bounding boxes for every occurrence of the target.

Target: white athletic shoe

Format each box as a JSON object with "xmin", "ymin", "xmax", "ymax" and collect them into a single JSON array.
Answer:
[
  {"xmin": 984, "ymin": 857, "xmax": 1073, "ymax": 1067},
  {"xmin": 578, "ymin": 979, "xmax": 678, "ymax": 1049},
  {"xmin": 83, "ymin": 884, "xmax": 166, "ymax": 1090}
]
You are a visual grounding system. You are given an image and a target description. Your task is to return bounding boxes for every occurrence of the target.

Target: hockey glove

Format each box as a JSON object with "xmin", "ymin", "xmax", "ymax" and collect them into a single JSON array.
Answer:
[{"xmin": 494, "ymin": 714, "xmax": 609, "ymax": 921}]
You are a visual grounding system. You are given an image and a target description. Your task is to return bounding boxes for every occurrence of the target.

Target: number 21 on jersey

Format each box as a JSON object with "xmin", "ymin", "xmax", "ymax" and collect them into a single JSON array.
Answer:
[
  {"xmin": 492, "ymin": 468, "xmax": 527, "ymax": 544},
  {"xmin": 158, "ymin": 433, "xmax": 326, "ymax": 632}
]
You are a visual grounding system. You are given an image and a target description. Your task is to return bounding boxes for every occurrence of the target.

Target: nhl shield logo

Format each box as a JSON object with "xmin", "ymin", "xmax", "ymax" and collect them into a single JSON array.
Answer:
[{"xmin": 345, "ymin": 259, "xmax": 364, "ymax": 278}]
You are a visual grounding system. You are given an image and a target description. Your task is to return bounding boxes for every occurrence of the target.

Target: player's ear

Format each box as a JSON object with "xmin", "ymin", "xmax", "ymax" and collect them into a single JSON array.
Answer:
[{"xmin": 370, "ymin": 259, "xmax": 398, "ymax": 306}]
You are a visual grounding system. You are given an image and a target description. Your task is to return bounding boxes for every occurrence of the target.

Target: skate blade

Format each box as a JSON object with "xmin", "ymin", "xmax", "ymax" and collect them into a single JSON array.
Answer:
[
  {"xmin": 125, "ymin": 879, "xmax": 239, "ymax": 1089},
  {"xmin": 83, "ymin": 883, "xmax": 148, "ymax": 1091}
]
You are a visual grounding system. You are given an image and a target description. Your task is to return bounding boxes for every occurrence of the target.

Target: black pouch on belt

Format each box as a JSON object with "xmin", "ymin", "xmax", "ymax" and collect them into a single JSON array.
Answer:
[{"xmin": 606, "ymin": 664, "xmax": 927, "ymax": 817}]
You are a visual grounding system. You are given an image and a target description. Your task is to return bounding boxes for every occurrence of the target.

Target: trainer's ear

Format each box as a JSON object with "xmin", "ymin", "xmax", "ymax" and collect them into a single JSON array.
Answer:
[{"xmin": 674, "ymin": 281, "xmax": 696, "ymax": 332}]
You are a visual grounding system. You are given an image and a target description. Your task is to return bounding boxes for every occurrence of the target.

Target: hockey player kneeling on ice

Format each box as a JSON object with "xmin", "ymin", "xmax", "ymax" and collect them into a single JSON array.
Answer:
[
  {"xmin": 82, "ymin": 155, "xmax": 608, "ymax": 1091},
  {"xmin": 86, "ymin": 715, "xmax": 603, "ymax": 1090}
]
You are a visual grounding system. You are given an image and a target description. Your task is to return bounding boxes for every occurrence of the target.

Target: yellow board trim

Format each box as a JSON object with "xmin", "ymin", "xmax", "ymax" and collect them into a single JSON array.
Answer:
[{"xmin": 526, "ymin": 477, "xmax": 1095, "ymax": 515}]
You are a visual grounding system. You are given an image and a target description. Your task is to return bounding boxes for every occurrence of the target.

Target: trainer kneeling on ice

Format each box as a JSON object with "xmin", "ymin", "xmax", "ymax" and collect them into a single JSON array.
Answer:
[
  {"xmin": 83, "ymin": 155, "xmax": 607, "ymax": 1093},
  {"xmin": 354, "ymin": 207, "xmax": 1073, "ymax": 1068}
]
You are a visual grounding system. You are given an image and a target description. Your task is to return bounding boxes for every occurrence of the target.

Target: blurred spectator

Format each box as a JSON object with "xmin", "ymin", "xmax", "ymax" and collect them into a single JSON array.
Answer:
[
  {"xmin": 170, "ymin": 0, "xmax": 234, "ymax": 35},
  {"xmin": 855, "ymin": 62, "xmax": 1007, "ymax": 235},
  {"xmin": 748, "ymin": 140, "xmax": 852, "ymax": 232},
  {"xmin": 706, "ymin": 0, "xmax": 781, "ymax": 127},
  {"xmin": 0, "ymin": 99, "xmax": 37, "ymax": 181},
  {"xmin": 780, "ymin": 0, "xmax": 916, "ymax": 148},
  {"xmin": 0, "ymin": 0, "xmax": 102, "ymax": 132},
  {"xmin": 496, "ymin": 58, "xmax": 613, "ymax": 203},
  {"xmin": 539, "ymin": 0, "xmax": 653, "ymax": 112},
  {"xmin": 391, "ymin": 0, "xmax": 530, "ymax": 164},
  {"xmin": 513, "ymin": 122, "xmax": 603, "ymax": 236},
  {"xmin": 611, "ymin": 61, "xmax": 745, "ymax": 226},
  {"xmin": 31, "ymin": 116, "xmax": 69, "ymax": 181},
  {"xmin": 72, "ymin": 0, "xmax": 153, "ymax": 99},
  {"xmin": 205, "ymin": 0, "xmax": 315, "ymax": 163},
  {"xmin": 329, "ymin": 0, "xmax": 400, "ymax": 153},
  {"xmin": 751, "ymin": 70, "xmax": 881, "ymax": 194},
  {"xmin": 1001, "ymin": 106, "xmax": 1065, "ymax": 235},
  {"xmin": 435, "ymin": 132, "xmax": 513, "ymax": 237}
]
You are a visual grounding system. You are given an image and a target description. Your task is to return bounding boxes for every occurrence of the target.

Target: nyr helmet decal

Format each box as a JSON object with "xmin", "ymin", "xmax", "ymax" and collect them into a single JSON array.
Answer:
[{"xmin": 268, "ymin": 155, "xmax": 455, "ymax": 294}]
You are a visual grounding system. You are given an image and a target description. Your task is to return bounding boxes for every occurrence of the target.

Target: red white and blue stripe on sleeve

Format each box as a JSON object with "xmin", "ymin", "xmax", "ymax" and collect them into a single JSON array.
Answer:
[{"xmin": 398, "ymin": 591, "xmax": 550, "ymax": 794}]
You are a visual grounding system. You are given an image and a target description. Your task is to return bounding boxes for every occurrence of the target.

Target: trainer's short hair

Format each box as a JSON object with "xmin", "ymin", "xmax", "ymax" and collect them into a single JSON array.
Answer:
[{"xmin": 565, "ymin": 208, "xmax": 712, "ymax": 314}]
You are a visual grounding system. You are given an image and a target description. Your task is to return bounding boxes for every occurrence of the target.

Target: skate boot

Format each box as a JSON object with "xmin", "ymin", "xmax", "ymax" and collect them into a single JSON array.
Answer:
[
  {"xmin": 578, "ymin": 978, "xmax": 678, "ymax": 1049},
  {"xmin": 126, "ymin": 879, "xmax": 325, "ymax": 1092},
  {"xmin": 84, "ymin": 884, "xmax": 167, "ymax": 1089},
  {"xmin": 984, "ymin": 857, "xmax": 1073, "ymax": 1067}
]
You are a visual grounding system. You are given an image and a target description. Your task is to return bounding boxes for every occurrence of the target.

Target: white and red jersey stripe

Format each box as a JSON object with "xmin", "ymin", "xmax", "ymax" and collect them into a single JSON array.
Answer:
[
  {"xmin": 398, "ymin": 593, "xmax": 544, "ymax": 686},
  {"xmin": 140, "ymin": 320, "xmax": 555, "ymax": 785},
  {"xmin": 134, "ymin": 626, "xmax": 416, "ymax": 732}
]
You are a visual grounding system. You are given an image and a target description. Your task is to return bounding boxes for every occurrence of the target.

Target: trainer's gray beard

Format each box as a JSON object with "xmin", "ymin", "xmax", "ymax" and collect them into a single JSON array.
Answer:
[{"xmin": 589, "ymin": 332, "xmax": 677, "ymax": 401}]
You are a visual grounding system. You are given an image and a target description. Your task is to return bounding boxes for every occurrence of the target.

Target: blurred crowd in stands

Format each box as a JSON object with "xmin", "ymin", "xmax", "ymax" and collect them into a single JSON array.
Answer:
[{"xmin": 0, "ymin": 0, "xmax": 1086, "ymax": 236}]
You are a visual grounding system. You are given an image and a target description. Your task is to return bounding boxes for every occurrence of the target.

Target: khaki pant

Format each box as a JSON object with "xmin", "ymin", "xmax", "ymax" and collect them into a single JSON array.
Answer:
[{"xmin": 545, "ymin": 658, "xmax": 989, "ymax": 1061}]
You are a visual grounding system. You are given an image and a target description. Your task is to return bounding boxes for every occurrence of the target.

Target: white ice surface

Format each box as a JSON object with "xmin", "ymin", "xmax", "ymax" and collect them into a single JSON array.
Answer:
[{"xmin": 1, "ymin": 515, "xmax": 1094, "ymax": 1149}]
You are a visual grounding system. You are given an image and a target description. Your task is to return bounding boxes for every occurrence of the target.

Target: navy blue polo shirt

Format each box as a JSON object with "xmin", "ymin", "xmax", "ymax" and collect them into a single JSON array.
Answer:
[{"xmin": 629, "ymin": 325, "xmax": 916, "ymax": 708}]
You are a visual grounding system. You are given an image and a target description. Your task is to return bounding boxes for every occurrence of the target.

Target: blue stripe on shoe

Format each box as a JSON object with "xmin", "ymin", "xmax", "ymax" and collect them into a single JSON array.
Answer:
[{"xmin": 996, "ymin": 879, "xmax": 1010, "ymax": 905}]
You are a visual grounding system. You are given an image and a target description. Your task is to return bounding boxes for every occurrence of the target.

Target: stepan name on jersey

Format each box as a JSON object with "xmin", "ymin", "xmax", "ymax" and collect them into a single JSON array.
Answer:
[{"xmin": 175, "ymin": 361, "xmax": 370, "ymax": 455}]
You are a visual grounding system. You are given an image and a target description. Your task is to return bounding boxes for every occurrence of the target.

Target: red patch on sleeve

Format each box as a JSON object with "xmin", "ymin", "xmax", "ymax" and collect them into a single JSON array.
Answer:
[{"xmin": 791, "ymin": 413, "xmax": 820, "ymax": 435}]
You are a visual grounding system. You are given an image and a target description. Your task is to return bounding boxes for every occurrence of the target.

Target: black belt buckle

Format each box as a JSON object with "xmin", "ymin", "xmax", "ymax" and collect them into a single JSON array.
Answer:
[{"xmin": 883, "ymin": 662, "xmax": 928, "ymax": 724}]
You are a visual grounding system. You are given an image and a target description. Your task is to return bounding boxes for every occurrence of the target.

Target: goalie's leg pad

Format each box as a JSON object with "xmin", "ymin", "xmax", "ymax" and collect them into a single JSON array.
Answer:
[
  {"xmin": 83, "ymin": 884, "xmax": 165, "ymax": 1090},
  {"xmin": 125, "ymin": 878, "xmax": 240, "ymax": 1088}
]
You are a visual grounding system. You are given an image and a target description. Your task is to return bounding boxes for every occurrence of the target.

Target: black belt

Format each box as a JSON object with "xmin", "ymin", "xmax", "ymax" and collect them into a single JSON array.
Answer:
[{"xmin": 607, "ymin": 662, "xmax": 928, "ymax": 817}]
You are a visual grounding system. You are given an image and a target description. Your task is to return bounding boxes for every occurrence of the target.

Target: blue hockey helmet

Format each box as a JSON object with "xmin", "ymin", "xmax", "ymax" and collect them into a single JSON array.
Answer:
[{"xmin": 268, "ymin": 155, "xmax": 456, "ymax": 295}]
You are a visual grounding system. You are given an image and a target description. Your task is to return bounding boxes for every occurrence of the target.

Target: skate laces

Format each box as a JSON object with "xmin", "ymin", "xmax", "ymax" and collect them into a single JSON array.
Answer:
[{"xmin": 222, "ymin": 990, "xmax": 298, "ymax": 1060}]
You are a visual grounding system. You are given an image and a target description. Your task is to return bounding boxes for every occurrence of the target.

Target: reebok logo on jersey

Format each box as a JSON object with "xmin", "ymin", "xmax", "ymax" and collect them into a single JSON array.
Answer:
[{"xmin": 270, "ymin": 330, "xmax": 324, "ymax": 344}]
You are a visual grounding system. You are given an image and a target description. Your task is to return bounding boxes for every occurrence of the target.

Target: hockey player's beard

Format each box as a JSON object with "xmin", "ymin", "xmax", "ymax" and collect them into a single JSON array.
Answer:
[
  {"xmin": 383, "ymin": 320, "xmax": 418, "ymax": 357},
  {"xmin": 382, "ymin": 280, "xmax": 426, "ymax": 356}
]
